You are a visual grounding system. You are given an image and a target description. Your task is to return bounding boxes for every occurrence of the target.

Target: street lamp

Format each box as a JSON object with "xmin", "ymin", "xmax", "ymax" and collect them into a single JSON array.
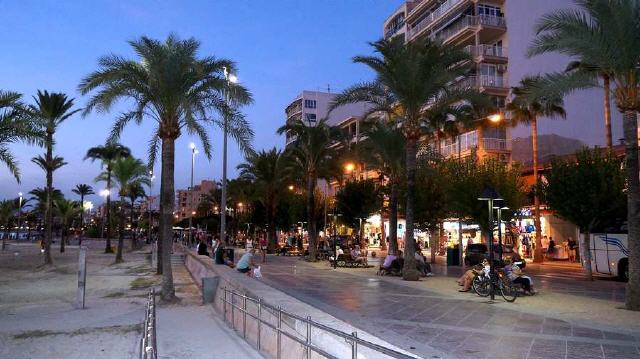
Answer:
[
  {"xmin": 189, "ymin": 143, "xmax": 198, "ymax": 245},
  {"xmin": 344, "ymin": 162, "xmax": 355, "ymax": 173},
  {"xmin": 288, "ymin": 185, "xmax": 295, "ymax": 191},
  {"xmin": 478, "ymin": 187, "xmax": 502, "ymax": 300},
  {"xmin": 493, "ymin": 206, "xmax": 510, "ymax": 264},
  {"xmin": 220, "ymin": 66, "xmax": 238, "ymax": 246},
  {"xmin": 16, "ymin": 192, "xmax": 23, "ymax": 239}
]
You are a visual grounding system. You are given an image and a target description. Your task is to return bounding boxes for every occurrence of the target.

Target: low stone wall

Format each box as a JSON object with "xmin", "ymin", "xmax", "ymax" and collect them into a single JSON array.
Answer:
[{"xmin": 183, "ymin": 250, "xmax": 419, "ymax": 359}]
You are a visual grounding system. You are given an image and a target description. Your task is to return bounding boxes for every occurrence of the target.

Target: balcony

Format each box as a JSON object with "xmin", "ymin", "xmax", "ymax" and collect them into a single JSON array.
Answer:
[
  {"xmin": 407, "ymin": 0, "xmax": 467, "ymax": 39},
  {"xmin": 465, "ymin": 45, "xmax": 508, "ymax": 63},
  {"xmin": 482, "ymin": 138, "xmax": 511, "ymax": 151},
  {"xmin": 427, "ymin": 15, "xmax": 506, "ymax": 44},
  {"xmin": 452, "ymin": 75, "xmax": 508, "ymax": 92}
]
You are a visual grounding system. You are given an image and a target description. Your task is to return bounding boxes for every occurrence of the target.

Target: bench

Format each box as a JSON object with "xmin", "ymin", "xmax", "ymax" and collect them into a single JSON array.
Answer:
[{"xmin": 330, "ymin": 254, "xmax": 370, "ymax": 268}]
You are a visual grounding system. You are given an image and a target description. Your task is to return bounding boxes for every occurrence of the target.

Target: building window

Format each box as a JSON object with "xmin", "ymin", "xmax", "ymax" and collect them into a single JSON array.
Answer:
[
  {"xmin": 305, "ymin": 113, "xmax": 317, "ymax": 123},
  {"xmin": 304, "ymin": 99, "xmax": 316, "ymax": 109},
  {"xmin": 478, "ymin": 4, "xmax": 503, "ymax": 17},
  {"xmin": 484, "ymin": 127, "xmax": 506, "ymax": 139}
]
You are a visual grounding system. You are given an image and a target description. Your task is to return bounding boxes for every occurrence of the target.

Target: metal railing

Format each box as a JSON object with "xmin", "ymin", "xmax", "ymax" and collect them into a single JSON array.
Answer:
[
  {"xmin": 465, "ymin": 45, "xmax": 507, "ymax": 58},
  {"xmin": 482, "ymin": 138, "xmax": 511, "ymax": 151},
  {"xmin": 408, "ymin": 0, "xmax": 465, "ymax": 38},
  {"xmin": 139, "ymin": 288, "xmax": 158, "ymax": 359},
  {"xmin": 221, "ymin": 288, "xmax": 417, "ymax": 359},
  {"xmin": 428, "ymin": 15, "xmax": 506, "ymax": 43}
]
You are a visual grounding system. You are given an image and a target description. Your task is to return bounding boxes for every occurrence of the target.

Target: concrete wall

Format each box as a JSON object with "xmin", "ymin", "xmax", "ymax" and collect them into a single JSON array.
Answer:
[{"xmin": 183, "ymin": 250, "xmax": 420, "ymax": 359}]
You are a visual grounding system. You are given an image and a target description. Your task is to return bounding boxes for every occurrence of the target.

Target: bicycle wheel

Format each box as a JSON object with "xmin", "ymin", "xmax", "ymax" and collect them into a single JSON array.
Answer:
[
  {"xmin": 499, "ymin": 278, "xmax": 518, "ymax": 302},
  {"xmin": 472, "ymin": 276, "xmax": 490, "ymax": 297}
]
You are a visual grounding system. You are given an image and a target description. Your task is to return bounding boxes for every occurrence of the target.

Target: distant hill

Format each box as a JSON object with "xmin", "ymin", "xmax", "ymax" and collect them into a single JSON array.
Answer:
[{"xmin": 512, "ymin": 134, "xmax": 585, "ymax": 166}]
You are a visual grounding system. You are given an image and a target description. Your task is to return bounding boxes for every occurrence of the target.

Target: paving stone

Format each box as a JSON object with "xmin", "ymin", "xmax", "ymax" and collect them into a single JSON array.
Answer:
[
  {"xmin": 572, "ymin": 326, "xmax": 604, "ymax": 339},
  {"xmin": 602, "ymin": 344, "xmax": 639, "ymax": 359},
  {"xmin": 566, "ymin": 341, "xmax": 604, "ymax": 359},
  {"xmin": 542, "ymin": 324, "xmax": 573, "ymax": 336},
  {"xmin": 528, "ymin": 338, "xmax": 566, "ymax": 359}
]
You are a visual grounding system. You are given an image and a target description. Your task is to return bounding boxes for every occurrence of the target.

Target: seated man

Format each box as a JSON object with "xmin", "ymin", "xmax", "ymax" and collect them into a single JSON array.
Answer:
[
  {"xmin": 236, "ymin": 249, "xmax": 257, "ymax": 275},
  {"xmin": 382, "ymin": 252, "xmax": 397, "ymax": 270},
  {"xmin": 350, "ymin": 246, "xmax": 366, "ymax": 265},
  {"xmin": 504, "ymin": 258, "xmax": 535, "ymax": 294}
]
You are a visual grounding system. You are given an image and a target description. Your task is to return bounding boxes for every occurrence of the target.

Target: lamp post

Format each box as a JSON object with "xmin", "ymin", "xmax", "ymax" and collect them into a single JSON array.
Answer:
[
  {"xmin": 478, "ymin": 187, "xmax": 502, "ymax": 300},
  {"xmin": 148, "ymin": 171, "xmax": 155, "ymax": 243},
  {"xmin": 494, "ymin": 206, "xmax": 509, "ymax": 264},
  {"xmin": 220, "ymin": 67, "xmax": 238, "ymax": 247},
  {"xmin": 329, "ymin": 212, "xmax": 342, "ymax": 269},
  {"xmin": 189, "ymin": 143, "xmax": 198, "ymax": 246},
  {"xmin": 16, "ymin": 192, "xmax": 23, "ymax": 240}
]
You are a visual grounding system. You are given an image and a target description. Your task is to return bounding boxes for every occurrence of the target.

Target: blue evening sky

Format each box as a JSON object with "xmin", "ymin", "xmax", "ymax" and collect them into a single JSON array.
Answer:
[{"xmin": 0, "ymin": 0, "xmax": 403, "ymax": 201}]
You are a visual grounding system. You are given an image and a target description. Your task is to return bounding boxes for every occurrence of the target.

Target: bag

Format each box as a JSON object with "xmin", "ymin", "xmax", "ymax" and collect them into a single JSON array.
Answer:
[{"xmin": 253, "ymin": 266, "xmax": 262, "ymax": 278}]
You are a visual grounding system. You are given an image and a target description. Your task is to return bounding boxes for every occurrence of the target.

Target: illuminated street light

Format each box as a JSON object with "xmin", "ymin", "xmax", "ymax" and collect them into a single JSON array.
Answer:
[
  {"xmin": 344, "ymin": 162, "xmax": 355, "ymax": 173},
  {"xmin": 488, "ymin": 113, "xmax": 503, "ymax": 123},
  {"xmin": 288, "ymin": 185, "xmax": 295, "ymax": 191}
]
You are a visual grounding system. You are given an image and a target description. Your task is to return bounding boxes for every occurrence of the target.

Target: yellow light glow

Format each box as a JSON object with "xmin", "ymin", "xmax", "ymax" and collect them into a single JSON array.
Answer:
[
  {"xmin": 488, "ymin": 113, "xmax": 503, "ymax": 123},
  {"xmin": 238, "ymin": 202, "xmax": 243, "ymax": 207},
  {"xmin": 344, "ymin": 163, "xmax": 355, "ymax": 172},
  {"xmin": 288, "ymin": 185, "xmax": 294, "ymax": 191}
]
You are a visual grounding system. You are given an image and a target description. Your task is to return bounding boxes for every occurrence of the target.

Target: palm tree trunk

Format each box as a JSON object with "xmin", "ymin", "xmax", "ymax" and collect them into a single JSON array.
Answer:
[
  {"xmin": 603, "ymin": 75, "xmax": 613, "ymax": 150},
  {"xmin": 623, "ymin": 110, "xmax": 640, "ymax": 310},
  {"xmin": 306, "ymin": 171, "xmax": 318, "ymax": 261},
  {"xmin": 44, "ymin": 135, "xmax": 54, "ymax": 265},
  {"xmin": 531, "ymin": 117, "xmax": 544, "ymax": 263},
  {"xmin": 105, "ymin": 171, "xmax": 113, "ymax": 253},
  {"xmin": 388, "ymin": 180, "xmax": 398, "ymax": 255},
  {"xmin": 115, "ymin": 195, "xmax": 125, "ymax": 262},
  {"xmin": 159, "ymin": 137, "xmax": 177, "ymax": 302},
  {"xmin": 402, "ymin": 137, "xmax": 419, "ymax": 281}
]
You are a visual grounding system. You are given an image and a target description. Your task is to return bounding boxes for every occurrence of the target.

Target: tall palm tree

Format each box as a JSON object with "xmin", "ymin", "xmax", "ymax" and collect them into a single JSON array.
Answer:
[
  {"xmin": 28, "ymin": 91, "xmax": 79, "ymax": 265},
  {"xmin": 128, "ymin": 183, "xmax": 146, "ymax": 250},
  {"xmin": 528, "ymin": 0, "xmax": 640, "ymax": 310},
  {"xmin": 360, "ymin": 122, "xmax": 405, "ymax": 254},
  {"xmin": 506, "ymin": 76, "xmax": 566, "ymax": 264},
  {"xmin": 0, "ymin": 91, "xmax": 42, "ymax": 182},
  {"xmin": 85, "ymin": 143, "xmax": 131, "ymax": 254},
  {"xmin": 97, "ymin": 157, "xmax": 150, "ymax": 262},
  {"xmin": 54, "ymin": 199, "xmax": 82, "ymax": 253},
  {"xmin": 0, "ymin": 200, "xmax": 15, "ymax": 250},
  {"xmin": 277, "ymin": 119, "xmax": 344, "ymax": 261},
  {"xmin": 564, "ymin": 61, "xmax": 613, "ymax": 149},
  {"xmin": 72, "ymin": 184, "xmax": 94, "ymax": 246},
  {"xmin": 330, "ymin": 37, "xmax": 477, "ymax": 280},
  {"xmin": 78, "ymin": 33, "xmax": 253, "ymax": 302},
  {"xmin": 238, "ymin": 148, "xmax": 286, "ymax": 252}
]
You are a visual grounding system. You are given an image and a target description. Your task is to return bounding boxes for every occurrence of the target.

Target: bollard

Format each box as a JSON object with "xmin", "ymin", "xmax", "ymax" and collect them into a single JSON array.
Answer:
[
  {"xmin": 76, "ymin": 246, "xmax": 87, "ymax": 309},
  {"xmin": 306, "ymin": 316, "xmax": 312, "ymax": 359},
  {"xmin": 257, "ymin": 299, "xmax": 262, "ymax": 351}
]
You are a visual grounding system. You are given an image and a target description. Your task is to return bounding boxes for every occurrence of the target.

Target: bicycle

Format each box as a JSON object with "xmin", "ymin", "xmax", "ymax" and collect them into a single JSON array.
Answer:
[{"xmin": 472, "ymin": 267, "xmax": 518, "ymax": 302}]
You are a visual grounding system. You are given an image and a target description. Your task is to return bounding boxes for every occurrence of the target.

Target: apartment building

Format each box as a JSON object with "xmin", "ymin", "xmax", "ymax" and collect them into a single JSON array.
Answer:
[
  {"xmin": 284, "ymin": 90, "xmax": 369, "ymax": 146},
  {"xmin": 383, "ymin": 0, "xmax": 624, "ymax": 159},
  {"xmin": 384, "ymin": 0, "xmax": 511, "ymax": 163},
  {"xmin": 175, "ymin": 179, "xmax": 217, "ymax": 221}
]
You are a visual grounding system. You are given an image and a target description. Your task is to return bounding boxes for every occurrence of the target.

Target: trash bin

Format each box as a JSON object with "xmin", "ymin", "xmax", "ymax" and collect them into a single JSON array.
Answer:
[
  {"xmin": 226, "ymin": 248, "xmax": 235, "ymax": 263},
  {"xmin": 447, "ymin": 246, "xmax": 460, "ymax": 266},
  {"xmin": 214, "ymin": 246, "xmax": 224, "ymax": 264}
]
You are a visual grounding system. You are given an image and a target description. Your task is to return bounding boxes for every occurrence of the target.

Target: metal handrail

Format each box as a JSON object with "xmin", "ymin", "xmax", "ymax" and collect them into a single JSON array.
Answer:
[
  {"xmin": 139, "ymin": 288, "xmax": 158, "ymax": 359},
  {"xmin": 221, "ymin": 288, "xmax": 417, "ymax": 359}
]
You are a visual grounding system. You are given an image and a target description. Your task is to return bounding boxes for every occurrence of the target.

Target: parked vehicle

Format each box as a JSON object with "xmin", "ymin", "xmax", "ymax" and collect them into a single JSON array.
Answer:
[
  {"xmin": 585, "ymin": 233, "xmax": 628, "ymax": 281},
  {"xmin": 464, "ymin": 243, "xmax": 525, "ymax": 268}
]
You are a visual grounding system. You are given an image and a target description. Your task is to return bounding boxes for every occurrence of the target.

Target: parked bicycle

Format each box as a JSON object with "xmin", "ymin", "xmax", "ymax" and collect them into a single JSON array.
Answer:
[{"xmin": 472, "ymin": 264, "xmax": 518, "ymax": 302}]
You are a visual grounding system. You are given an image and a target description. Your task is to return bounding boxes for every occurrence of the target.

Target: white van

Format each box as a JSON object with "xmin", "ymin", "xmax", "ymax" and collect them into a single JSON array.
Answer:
[{"xmin": 585, "ymin": 233, "xmax": 629, "ymax": 281}]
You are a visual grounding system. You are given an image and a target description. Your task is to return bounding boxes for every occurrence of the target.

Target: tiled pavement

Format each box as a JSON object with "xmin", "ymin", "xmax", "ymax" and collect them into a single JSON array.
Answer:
[{"xmin": 258, "ymin": 256, "xmax": 640, "ymax": 359}]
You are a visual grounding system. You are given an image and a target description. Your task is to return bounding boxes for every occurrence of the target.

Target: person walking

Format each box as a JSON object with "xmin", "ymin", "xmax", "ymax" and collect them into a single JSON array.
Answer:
[
  {"xmin": 567, "ymin": 237, "xmax": 577, "ymax": 263},
  {"xmin": 259, "ymin": 235, "xmax": 267, "ymax": 263}
]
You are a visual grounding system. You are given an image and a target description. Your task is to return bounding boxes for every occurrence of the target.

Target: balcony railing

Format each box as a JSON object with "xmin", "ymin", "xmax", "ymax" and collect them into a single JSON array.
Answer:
[
  {"xmin": 408, "ymin": 0, "xmax": 466, "ymax": 39},
  {"xmin": 483, "ymin": 138, "xmax": 511, "ymax": 151},
  {"xmin": 465, "ymin": 45, "xmax": 507, "ymax": 58},
  {"xmin": 427, "ymin": 15, "xmax": 506, "ymax": 42},
  {"xmin": 453, "ymin": 75, "xmax": 508, "ymax": 90}
]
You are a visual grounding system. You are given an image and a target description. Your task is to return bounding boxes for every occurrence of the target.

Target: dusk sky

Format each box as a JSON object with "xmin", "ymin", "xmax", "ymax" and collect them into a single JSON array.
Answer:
[
  {"xmin": 0, "ymin": 0, "xmax": 623, "ymax": 202},
  {"xmin": 0, "ymin": 0, "xmax": 403, "ymax": 201}
]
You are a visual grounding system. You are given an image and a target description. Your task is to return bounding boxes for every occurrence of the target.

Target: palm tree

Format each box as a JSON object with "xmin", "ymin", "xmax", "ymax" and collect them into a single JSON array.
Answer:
[
  {"xmin": 528, "ymin": 0, "xmax": 640, "ymax": 310},
  {"xmin": 330, "ymin": 37, "xmax": 477, "ymax": 280},
  {"xmin": 277, "ymin": 119, "xmax": 344, "ymax": 261},
  {"xmin": 0, "ymin": 91, "xmax": 42, "ymax": 182},
  {"xmin": 506, "ymin": 76, "xmax": 566, "ymax": 264},
  {"xmin": 85, "ymin": 143, "xmax": 131, "ymax": 254},
  {"xmin": 78, "ymin": 34, "xmax": 253, "ymax": 302},
  {"xmin": 97, "ymin": 157, "xmax": 150, "ymax": 262},
  {"xmin": 238, "ymin": 148, "xmax": 286, "ymax": 252},
  {"xmin": 0, "ymin": 200, "xmax": 15, "ymax": 250},
  {"xmin": 128, "ymin": 183, "xmax": 146, "ymax": 250},
  {"xmin": 72, "ymin": 184, "xmax": 94, "ymax": 246},
  {"xmin": 54, "ymin": 199, "xmax": 82, "ymax": 253},
  {"xmin": 28, "ymin": 91, "xmax": 79, "ymax": 265},
  {"xmin": 360, "ymin": 122, "xmax": 405, "ymax": 254}
]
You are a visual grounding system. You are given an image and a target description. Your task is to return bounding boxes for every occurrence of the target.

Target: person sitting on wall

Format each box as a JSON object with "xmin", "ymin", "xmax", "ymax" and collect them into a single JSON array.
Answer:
[
  {"xmin": 197, "ymin": 239, "xmax": 210, "ymax": 257},
  {"xmin": 351, "ymin": 245, "xmax": 367, "ymax": 265},
  {"xmin": 236, "ymin": 249, "xmax": 257, "ymax": 275}
]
